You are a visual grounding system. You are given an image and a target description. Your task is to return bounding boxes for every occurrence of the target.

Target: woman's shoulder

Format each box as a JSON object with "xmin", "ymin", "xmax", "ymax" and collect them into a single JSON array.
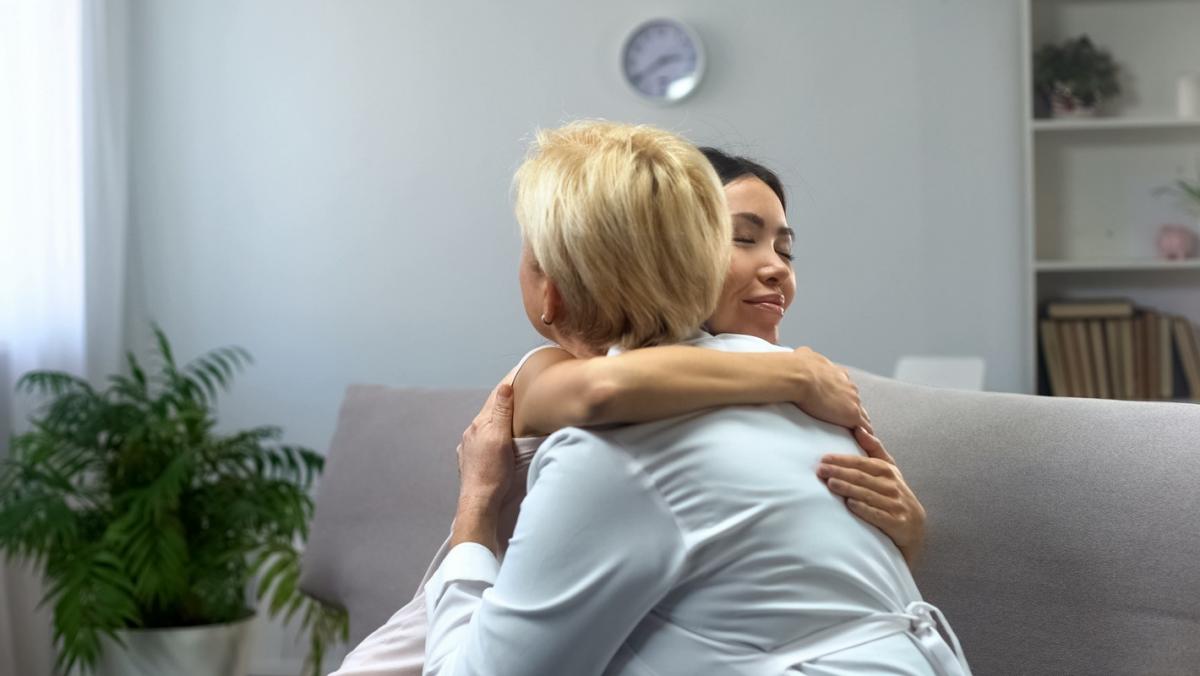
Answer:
[{"xmin": 503, "ymin": 343, "xmax": 571, "ymax": 385}]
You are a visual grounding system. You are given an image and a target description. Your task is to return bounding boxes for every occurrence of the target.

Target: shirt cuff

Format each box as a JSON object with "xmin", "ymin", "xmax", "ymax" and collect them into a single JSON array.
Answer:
[{"xmin": 424, "ymin": 542, "xmax": 500, "ymax": 608}]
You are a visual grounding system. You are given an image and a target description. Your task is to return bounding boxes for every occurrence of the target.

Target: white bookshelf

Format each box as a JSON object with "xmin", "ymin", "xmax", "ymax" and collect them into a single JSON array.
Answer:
[
  {"xmin": 1021, "ymin": 0, "xmax": 1200, "ymax": 396},
  {"xmin": 1035, "ymin": 258, "xmax": 1200, "ymax": 272},
  {"xmin": 1032, "ymin": 117, "xmax": 1200, "ymax": 132}
]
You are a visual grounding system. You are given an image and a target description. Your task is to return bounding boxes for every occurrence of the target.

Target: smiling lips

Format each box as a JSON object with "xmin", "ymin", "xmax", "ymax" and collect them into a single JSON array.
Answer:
[{"xmin": 744, "ymin": 293, "xmax": 786, "ymax": 317}]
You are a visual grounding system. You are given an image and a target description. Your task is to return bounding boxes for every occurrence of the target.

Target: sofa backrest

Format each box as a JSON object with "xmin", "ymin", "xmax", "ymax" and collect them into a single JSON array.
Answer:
[
  {"xmin": 300, "ymin": 385, "xmax": 479, "ymax": 639},
  {"xmin": 301, "ymin": 370, "xmax": 1200, "ymax": 675}
]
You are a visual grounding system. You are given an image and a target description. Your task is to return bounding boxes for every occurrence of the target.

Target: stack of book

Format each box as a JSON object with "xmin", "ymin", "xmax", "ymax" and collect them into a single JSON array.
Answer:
[{"xmin": 1038, "ymin": 299, "xmax": 1200, "ymax": 401}]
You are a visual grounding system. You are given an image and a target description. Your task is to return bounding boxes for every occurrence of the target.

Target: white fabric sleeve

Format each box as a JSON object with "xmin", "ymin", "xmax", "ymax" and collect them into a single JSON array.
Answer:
[
  {"xmin": 328, "ymin": 591, "xmax": 428, "ymax": 676},
  {"xmin": 422, "ymin": 430, "xmax": 688, "ymax": 676}
]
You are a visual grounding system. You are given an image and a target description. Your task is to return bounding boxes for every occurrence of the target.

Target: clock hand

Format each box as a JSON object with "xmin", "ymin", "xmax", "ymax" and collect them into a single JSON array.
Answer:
[{"xmin": 632, "ymin": 53, "xmax": 683, "ymax": 85}]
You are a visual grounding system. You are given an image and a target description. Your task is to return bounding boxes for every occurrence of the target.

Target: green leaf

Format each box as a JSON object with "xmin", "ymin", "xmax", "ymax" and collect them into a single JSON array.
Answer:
[
  {"xmin": 126, "ymin": 352, "xmax": 147, "ymax": 389},
  {"xmin": 43, "ymin": 544, "xmax": 140, "ymax": 673},
  {"xmin": 1176, "ymin": 179, "xmax": 1200, "ymax": 203},
  {"xmin": 16, "ymin": 371, "xmax": 92, "ymax": 398},
  {"xmin": 189, "ymin": 366, "xmax": 218, "ymax": 401},
  {"xmin": 255, "ymin": 551, "xmax": 293, "ymax": 599},
  {"xmin": 152, "ymin": 324, "xmax": 176, "ymax": 369},
  {"xmin": 299, "ymin": 595, "xmax": 349, "ymax": 676}
]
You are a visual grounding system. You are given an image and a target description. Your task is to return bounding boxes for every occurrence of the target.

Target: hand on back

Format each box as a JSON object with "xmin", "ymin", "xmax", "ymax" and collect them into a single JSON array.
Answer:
[
  {"xmin": 791, "ymin": 347, "xmax": 873, "ymax": 433},
  {"xmin": 817, "ymin": 427, "xmax": 927, "ymax": 567}
]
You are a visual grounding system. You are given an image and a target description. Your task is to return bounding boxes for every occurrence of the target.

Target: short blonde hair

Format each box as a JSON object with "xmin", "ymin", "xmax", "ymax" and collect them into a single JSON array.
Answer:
[{"xmin": 514, "ymin": 120, "xmax": 730, "ymax": 351}]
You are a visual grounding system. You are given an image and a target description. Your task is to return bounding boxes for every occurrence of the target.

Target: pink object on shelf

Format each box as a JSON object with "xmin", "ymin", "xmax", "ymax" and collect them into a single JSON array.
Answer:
[{"xmin": 1157, "ymin": 224, "xmax": 1199, "ymax": 260}]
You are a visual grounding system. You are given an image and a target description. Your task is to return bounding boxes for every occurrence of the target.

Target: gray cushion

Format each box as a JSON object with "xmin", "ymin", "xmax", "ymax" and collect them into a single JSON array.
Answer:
[
  {"xmin": 300, "ymin": 370, "xmax": 1200, "ymax": 675},
  {"xmin": 299, "ymin": 386, "xmax": 477, "ymax": 642}
]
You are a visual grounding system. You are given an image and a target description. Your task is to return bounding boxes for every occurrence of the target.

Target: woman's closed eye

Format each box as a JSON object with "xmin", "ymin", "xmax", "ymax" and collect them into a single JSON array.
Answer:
[
  {"xmin": 733, "ymin": 235, "xmax": 793, "ymax": 262},
  {"xmin": 775, "ymin": 234, "xmax": 795, "ymax": 262}
]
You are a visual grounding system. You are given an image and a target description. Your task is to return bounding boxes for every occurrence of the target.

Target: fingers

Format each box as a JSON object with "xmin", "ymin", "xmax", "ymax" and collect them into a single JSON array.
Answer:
[
  {"xmin": 818, "ymin": 463, "xmax": 899, "ymax": 497},
  {"xmin": 490, "ymin": 383, "xmax": 515, "ymax": 425},
  {"xmin": 819, "ymin": 453, "xmax": 896, "ymax": 478},
  {"xmin": 825, "ymin": 475, "xmax": 897, "ymax": 510},
  {"xmin": 853, "ymin": 427, "xmax": 896, "ymax": 465},
  {"xmin": 857, "ymin": 404, "xmax": 873, "ymax": 432},
  {"xmin": 845, "ymin": 498, "xmax": 901, "ymax": 530},
  {"xmin": 858, "ymin": 416, "xmax": 874, "ymax": 437}
]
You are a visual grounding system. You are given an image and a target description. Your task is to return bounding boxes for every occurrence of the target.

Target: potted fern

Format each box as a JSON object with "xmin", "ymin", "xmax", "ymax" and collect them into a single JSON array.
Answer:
[
  {"xmin": 0, "ymin": 326, "xmax": 347, "ymax": 675},
  {"xmin": 1033, "ymin": 34, "xmax": 1121, "ymax": 117}
]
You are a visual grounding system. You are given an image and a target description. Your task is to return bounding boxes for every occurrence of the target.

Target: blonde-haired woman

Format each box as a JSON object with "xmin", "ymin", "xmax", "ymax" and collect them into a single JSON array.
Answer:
[{"xmin": 337, "ymin": 120, "xmax": 969, "ymax": 675}]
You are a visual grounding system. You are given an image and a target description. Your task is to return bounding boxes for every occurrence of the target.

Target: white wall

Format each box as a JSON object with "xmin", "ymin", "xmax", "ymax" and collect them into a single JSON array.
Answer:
[
  {"xmin": 127, "ymin": 0, "xmax": 1028, "ymax": 440},
  {"xmin": 126, "ymin": 0, "xmax": 1024, "ymax": 664}
]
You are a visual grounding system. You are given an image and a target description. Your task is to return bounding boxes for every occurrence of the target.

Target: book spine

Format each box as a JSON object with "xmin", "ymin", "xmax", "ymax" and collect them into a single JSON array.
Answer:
[
  {"xmin": 1120, "ymin": 318, "xmax": 1135, "ymax": 401},
  {"xmin": 1144, "ymin": 313, "xmax": 1158, "ymax": 401},
  {"xmin": 1174, "ymin": 318, "xmax": 1200, "ymax": 401},
  {"xmin": 1040, "ymin": 320, "xmax": 1067, "ymax": 396},
  {"xmin": 1104, "ymin": 319, "xmax": 1122, "ymax": 400},
  {"xmin": 1060, "ymin": 321, "xmax": 1082, "ymax": 398},
  {"xmin": 1075, "ymin": 321, "xmax": 1095, "ymax": 398},
  {"xmin": 1088, "ymin": 320, "xmax": 1109, "ymax": 399},
  {"xmin": 1131, "ymin": 314, "xmax": 1144, "ymax": 400},
  {"xmin": 1191, "ymin": 321, "xmax": 1200, "ymax": 402},
  {"xmin": 1159, "ymin": 314, "xmax": 1174, "ymax": 400}
]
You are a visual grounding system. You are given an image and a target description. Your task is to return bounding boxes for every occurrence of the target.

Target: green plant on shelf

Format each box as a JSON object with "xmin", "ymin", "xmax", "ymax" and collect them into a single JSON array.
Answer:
[
  {"xmin": 0, "ymin": 325, "xmax": 347, "ymax": 675},
  {"xmin": 1033, "ymin": 34, "xmax": 1121, "ymax": 115},
  {"xmin": 1155, "ymin": 159, "xmax": 1200, "ymax": 217},
  {"xmin": 1162, "ymin": 180, "xmax": 1200, "ymax": 216}
]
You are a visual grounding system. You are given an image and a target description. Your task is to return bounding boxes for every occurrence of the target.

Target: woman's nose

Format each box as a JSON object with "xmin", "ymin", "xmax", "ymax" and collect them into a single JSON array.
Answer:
[{"xmin": 758, "ymin": 256, "xmax": 790, "ymax": 286}]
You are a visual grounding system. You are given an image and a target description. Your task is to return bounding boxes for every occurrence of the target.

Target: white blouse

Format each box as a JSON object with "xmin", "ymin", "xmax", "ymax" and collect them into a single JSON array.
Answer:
[{"xmin": 424, "ymin": 332, "xmax": 971, "ymax": 676}]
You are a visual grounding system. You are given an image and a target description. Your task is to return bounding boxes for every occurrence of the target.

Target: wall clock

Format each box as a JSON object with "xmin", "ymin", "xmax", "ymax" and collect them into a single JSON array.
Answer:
[{"xmin": 620, "ymin": 18, "xmax": 705, "ymax": 104}]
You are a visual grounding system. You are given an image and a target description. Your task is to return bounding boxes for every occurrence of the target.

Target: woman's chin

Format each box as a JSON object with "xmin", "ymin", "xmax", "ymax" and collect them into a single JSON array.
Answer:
[
  {"xmin": 743, "ymin": 315, "xmax": 783, "ymax": 344},
  {"xmin": 708, "ymin": 313, "xmax": 783, "ymax": 344},
  {"xmin": 730, "ymin": 321, "xmax": 781, "ymax": 345}
]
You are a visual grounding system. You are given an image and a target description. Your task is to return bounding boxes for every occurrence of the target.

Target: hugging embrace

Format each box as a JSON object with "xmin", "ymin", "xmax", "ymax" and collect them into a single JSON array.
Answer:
[{"xmin": 332, "ymin": 121, "xmax": 972, "ymax": 676}]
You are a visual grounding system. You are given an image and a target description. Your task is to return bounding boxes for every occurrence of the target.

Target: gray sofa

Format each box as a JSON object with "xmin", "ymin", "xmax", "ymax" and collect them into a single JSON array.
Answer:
[{"xmin": 300, "ymin": 368, "xmax": 1200, "ymax": 675}]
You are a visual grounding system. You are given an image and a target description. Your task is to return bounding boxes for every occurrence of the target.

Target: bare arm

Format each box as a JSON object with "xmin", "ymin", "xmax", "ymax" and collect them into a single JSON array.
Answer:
[
  {"xmin": 506, "ymin": 348, "xmax": 922, "ymax": 567},
  {"xmin": 513, "ymin": 344, "xmax": 867, "ymax": 437}
]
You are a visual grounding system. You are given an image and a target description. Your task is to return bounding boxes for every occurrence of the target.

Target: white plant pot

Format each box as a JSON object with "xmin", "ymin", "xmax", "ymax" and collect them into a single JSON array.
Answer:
[
  {"xmin": 1049, "ymin": 84, "xmax": 1100, "ymax": 118},
  {"xmin": 1051, "ymin": 97, "xmax": 1097, "ymax": 118},
  {"xmin": 96, "ymin": 615, "xmax": 255, "ymax": 676}
]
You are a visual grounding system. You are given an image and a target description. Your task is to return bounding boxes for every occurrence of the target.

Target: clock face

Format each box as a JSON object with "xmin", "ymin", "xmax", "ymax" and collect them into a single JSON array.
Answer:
[{"xmin": 621, "ymin": 19, "xmax": 704, "ymax": 103}]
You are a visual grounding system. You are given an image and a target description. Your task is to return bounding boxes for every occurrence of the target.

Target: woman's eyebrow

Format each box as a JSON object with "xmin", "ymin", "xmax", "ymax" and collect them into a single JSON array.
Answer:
[{"xmin": 732, "ymin": 212, "xmax": 765, "ymax": 228}]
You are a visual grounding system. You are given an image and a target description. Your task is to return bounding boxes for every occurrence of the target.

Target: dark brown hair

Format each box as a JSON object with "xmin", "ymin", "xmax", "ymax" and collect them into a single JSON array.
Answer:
[{"xmin": 697, "ymin": 147, "xmax": 787, "ymax": 212}]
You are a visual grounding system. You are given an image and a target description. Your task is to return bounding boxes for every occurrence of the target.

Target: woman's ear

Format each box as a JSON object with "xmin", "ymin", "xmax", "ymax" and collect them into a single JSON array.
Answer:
[{"xmin": 541, "ymin": 279, "xmax": 564, "ymax": 326}]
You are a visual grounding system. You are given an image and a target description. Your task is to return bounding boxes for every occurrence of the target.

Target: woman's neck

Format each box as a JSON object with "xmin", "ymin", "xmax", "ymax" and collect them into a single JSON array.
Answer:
[{"xmin": 553, "ymin": 333, "xmax": 603, "ymax": 359}]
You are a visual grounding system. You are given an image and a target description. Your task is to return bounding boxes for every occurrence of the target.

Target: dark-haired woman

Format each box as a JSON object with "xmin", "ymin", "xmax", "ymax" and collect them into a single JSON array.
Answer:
[{"xmin": 508, "ymin": 146, "xmax": 927, "ymax": 564}]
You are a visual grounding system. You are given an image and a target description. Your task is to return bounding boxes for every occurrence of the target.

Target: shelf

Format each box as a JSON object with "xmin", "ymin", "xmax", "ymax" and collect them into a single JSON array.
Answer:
[
  {"xmin": 1021, "ymin": 0, "xmax": 1200, "ymax": 395},
  {"xmin": 1039, "ymin": 395, "xmax": 1199, "ymax": 405},
  {"xmin": 1031, "ymin": 117, "xmax": 1200, "ymax": 132},
  {"xmin": 1036, "ymin": 259, "xmax": 1200, "ymax": 272}
]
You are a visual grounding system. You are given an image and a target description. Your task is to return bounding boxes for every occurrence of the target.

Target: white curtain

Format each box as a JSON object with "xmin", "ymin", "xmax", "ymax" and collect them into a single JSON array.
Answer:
[
  {"xmin": 0, "ymin": 0, "xmax": 128, "ymax": 673},
  {"xmin": 82, "ymin": 0, "xmax": 129, "ymax": 387}
]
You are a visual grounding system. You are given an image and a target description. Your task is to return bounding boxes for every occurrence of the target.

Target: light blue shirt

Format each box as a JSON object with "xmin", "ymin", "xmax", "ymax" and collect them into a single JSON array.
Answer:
[{"xmin": 424, "ymin": 332, "xmax": 971, "ymax": 676}]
